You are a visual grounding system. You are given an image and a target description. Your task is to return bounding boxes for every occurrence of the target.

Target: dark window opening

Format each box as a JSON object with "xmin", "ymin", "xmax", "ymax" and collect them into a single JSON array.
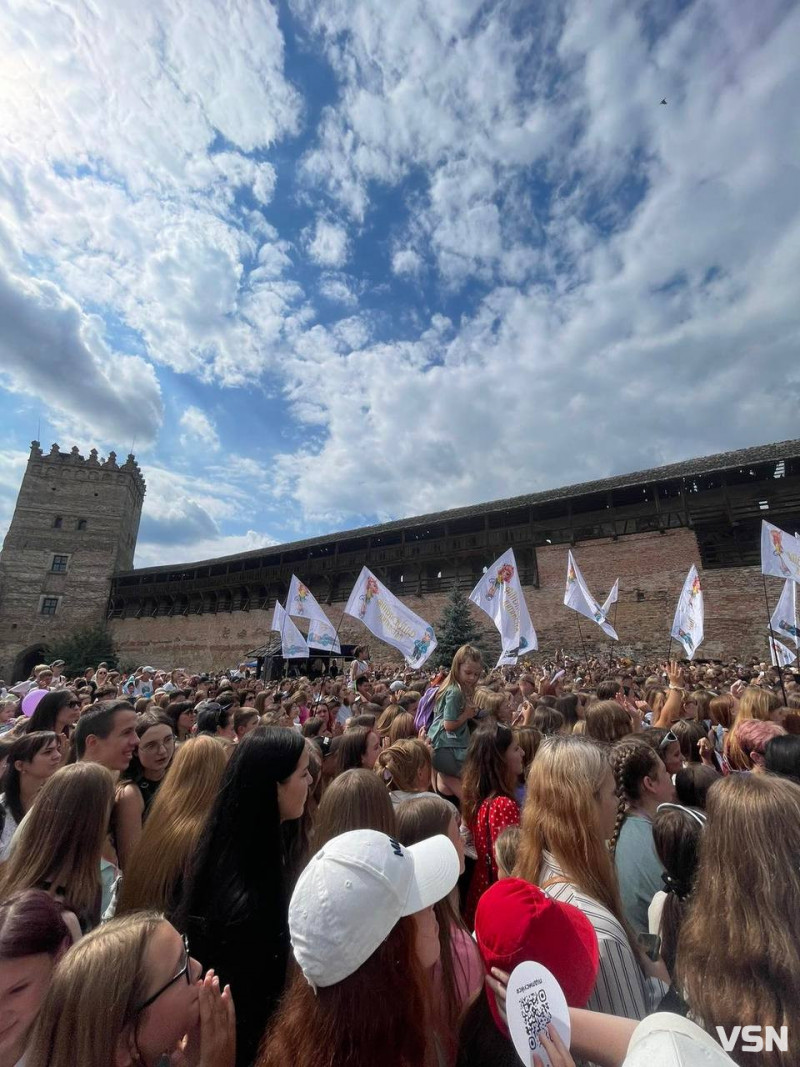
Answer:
[
  {"xmin": 40, "ymin": 597, "xmax": 59, "ymax": 616},
  {"xmin": 53, "ymin": 516, "xmax": 63, "ymax": 528},
  {"xmin": 77, "ymin": 519, "xmax": 87, "ymax": 530},
  {"xmin": 51, "ymin": 554, "xmax": 69, "ymax": 573}
]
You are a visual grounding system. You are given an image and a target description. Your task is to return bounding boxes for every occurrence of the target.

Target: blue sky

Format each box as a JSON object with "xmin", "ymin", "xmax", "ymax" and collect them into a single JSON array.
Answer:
[{"xmin": 1, "ymin": 0, "xmax": 799, "ymax": 568}]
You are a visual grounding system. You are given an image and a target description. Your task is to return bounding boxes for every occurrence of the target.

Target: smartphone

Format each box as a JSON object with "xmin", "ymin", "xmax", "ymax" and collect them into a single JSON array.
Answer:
[{"xmin": 637, "ymin": 932, "xmax": 662, "ymax": 962}]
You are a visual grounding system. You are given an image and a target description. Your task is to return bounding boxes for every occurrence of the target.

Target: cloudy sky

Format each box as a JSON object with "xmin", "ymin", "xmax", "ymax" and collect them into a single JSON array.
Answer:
[{"xmin": 1, "ymin": 0, "xmax": 798, "ymax": 569}]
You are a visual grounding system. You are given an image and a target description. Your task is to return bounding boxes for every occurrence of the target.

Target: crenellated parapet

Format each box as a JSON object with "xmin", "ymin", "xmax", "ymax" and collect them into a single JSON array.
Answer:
[{"xmin": 27, "ymin": 441, "xmax": 146, "ymax": 496}]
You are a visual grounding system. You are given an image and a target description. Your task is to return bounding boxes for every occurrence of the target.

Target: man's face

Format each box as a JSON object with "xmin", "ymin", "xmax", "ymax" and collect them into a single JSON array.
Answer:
[{"xmin": 88, "ymin": 710, "xmax": 138, "ymax": 771}]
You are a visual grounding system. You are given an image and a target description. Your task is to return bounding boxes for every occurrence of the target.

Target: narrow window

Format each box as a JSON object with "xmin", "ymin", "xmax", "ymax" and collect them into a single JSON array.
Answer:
[
  {"xmin": 77, "ymin": 519, "xmax": 87, "ymax": 530},
  {"xmin": 51, "ymin": 554, "xmax": 69, "ymax": 573},
  {"xmin": 40, "ymin": 597, "xmax": 59, "ymax": 616},
  {"xmin": 53, "ymin": 516, "xmax": 63, "ymax": 528}
]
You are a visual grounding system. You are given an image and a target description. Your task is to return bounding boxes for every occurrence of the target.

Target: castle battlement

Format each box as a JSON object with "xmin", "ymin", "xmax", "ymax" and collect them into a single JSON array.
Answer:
[{"xmin": 28, "ymin": 441, "xmax": 146, "ymax": 497}]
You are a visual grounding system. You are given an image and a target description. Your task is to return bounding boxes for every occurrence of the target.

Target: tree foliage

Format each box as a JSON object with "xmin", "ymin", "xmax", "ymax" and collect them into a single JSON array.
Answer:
[
  {"xmin": 45, "ymin": 623, "xmax": 119, "ymax": 679},
  {"xmin": 433, "ymin": 584, "xmax": 496, "ymax": 668}
]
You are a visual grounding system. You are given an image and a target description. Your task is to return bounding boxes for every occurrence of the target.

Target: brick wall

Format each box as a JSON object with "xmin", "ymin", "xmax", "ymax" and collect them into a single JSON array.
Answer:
[{"xmin": 109, "ymin": 528, "xmax": 774, "ymax": 671}]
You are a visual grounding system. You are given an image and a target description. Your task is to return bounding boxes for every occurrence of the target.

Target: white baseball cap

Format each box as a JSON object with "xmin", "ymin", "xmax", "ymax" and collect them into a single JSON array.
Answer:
[
  {"xmin": 290, "ymin": 829, "xmax": 459, "ymax": 989},
  {"xmin": 623, "ymin": 1013, "xmax": 737, "ymax": 1066}
]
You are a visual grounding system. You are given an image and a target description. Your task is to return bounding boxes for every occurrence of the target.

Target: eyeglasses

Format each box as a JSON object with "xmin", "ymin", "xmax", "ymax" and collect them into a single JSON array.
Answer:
[
  {"xmin": 140, "ymin": 735, "xmax": 176, "ymax": 755},
  {"xmin": 135, "ymin": 934, "xmax": 191, "ymax": 1012},
  {"xmin": 659, "ymin": 730, "xmax": 679, "ymax": 749},
  {"xmin": 67, "ymin": 701, "xmax": 81, "ymax": 708}
]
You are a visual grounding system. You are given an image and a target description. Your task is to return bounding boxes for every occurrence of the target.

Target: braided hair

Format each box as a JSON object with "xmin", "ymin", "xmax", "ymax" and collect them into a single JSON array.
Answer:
[
  {"xmin": 610, "ymin": 739, "xmax": 661, "ymax": 853},
  {"xmin": 652, "ymin": 804, "xmax": 706, "ymax": 977}
]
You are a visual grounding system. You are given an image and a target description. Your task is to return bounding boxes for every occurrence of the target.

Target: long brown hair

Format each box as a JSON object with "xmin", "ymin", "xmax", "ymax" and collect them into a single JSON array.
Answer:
[
  {"xmin": 677, "ymin": 775, "xmax": 800, "ymax": 1066},
  {"xmin": 395, "ymin": 795, "xmax": 468, "ymax": 1063},
  {"xmin": 584, "ymin": 700, "xmax": 630, "ymax": 744},
  {"xmin": 436, "ymin": 645, "xmax": 483, "ymax": 705},
  {"xmin": 26, "ymin": 911, "xmax": 162, "ymax": 1067},
  {"xmin": 259, "ymin": 917, "xmax": 432, "ymax": 1067},
  {"xmin": 514, "ymin": 737, "xmax": 641, "ymax": 962},
  {"xmin": 461, "ymin": 723, "xmax": 516, "ymax": 827},
  {"xmin": 610, "ymin": 739, "xmax": 661, "ymax": 851},
  {"xmin": 311, "ymin": 768, "xmax": 396, "ymax": 852},
  {"xmin": 115, "ymin": 736, "xmax": 226, "ymax": 918},
  {"xmin": 0, "ymin": 763, "xmax": 113, "ymax": 930}
]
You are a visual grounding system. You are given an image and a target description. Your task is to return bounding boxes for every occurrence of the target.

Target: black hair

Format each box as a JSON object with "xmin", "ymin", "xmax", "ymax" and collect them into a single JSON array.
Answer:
[
  {"xmin": 73, "ymin": 700, "xmax": 134, "ymax": 759},
  {"xmin": 195, "ymin": 701, "xmax": 231, "ymax": 735},
  {"xmin": 675, "ymin": 764, "xmax": 719, "ymax": 809},
  {"xmin": 165, "ymin": 700, "xmax": 194, "ymax": 731},
  {"xmin": 26, "ymin": 690, "xmax": 76, "ymax": 735},
  {"xmin": 0, "ymin": 732, "xmax": 60, "ymax": 823},
  {"xmin": 554, "ymin": 694, "xmax": 580, "ymax": 729},
  {"xmin": 175, "ymin": 727, "xmax": 305, "ymax": 1065},
  {"xmin": 764, "ymin": 734, "xmax": 800, "ymax": 785},
  {"xmin": 355, "ymin": 675, "xmax": 370, "ymax": 690}
]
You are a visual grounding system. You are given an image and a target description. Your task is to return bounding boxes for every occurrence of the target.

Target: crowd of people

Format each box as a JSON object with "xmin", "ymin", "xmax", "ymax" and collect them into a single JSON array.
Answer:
[{"xmin": 0, "ymin": 646, "xmax": 798, "ymax": 1067}]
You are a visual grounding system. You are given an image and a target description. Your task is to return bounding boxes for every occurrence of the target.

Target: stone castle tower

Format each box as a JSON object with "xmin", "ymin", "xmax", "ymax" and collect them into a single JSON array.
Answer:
[{"xmin": 0, "ymin": 441, "xmax": 146, "ymax": 681}]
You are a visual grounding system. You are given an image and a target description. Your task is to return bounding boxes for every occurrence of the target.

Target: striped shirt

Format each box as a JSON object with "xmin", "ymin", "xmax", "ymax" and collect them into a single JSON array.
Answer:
[{"xmin": 539, "ymin": 852, "xmax": 667, "ymax": 1021}]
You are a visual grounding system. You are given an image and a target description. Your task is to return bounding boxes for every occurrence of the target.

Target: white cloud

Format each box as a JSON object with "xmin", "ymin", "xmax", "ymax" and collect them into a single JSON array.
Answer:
[
  {"xmin": 179, "ymin": 407, "xmax": 220, "ymax": 451},
  {"xmin": 307, "ymin": 217, "xmax": 350, "ymax": 268},
  {"xmin": 391, "ymin": 248, "xmax": 423, "ymax": 277},
  {"xmin": 318, "ymin": 274, "xmax": 357, "ymax": 307},
  {"xmin": 134, "ymin": 529, "xmax": 278, "ymax": 569}
]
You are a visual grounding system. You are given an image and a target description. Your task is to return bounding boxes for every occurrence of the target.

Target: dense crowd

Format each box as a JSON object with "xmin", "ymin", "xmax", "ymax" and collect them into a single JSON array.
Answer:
[{"xmin": 0, "ymin": 645, "xmax": 798, "ymax": 1067}]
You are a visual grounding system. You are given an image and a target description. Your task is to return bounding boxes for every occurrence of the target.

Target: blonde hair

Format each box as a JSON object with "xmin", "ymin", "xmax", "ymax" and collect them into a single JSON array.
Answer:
[
  {"xmin": 677, "ymin": 775, "xmax": 800, "ymax": 1066},
  {"xmin": 0, "ymin": 763, "xmax": 113, "ymax": 928},
  {"xmin": 116, "ymin": 736, "xmax": 226, "ymax": 917},
  {"xmin": 376, "ymin": 738, "xmax": 431, "ymax": 793},
  {"xmin": 436, "ymin": 645, "xmax": 483, "ymax": 704},
  {"xmin": 26, "ymin": 912, "xmax": 163, "ymax": 1067},
  {"xmin": 514, "ymin": 737, "xmax": 640, "ymax": 958},
  {"xmin": 474, "ymin": 687, "xmax": 506, "ymax": 719},
  {"xmin": 584, "ymin": 700, "xmax": 631, "ymax": 744},
  {"xmin": 735, "ymin": 686, "xmax": 776, "ymax": 724},
  {"xmin": 495, "ymin": 825, "xmax": 521, "ymax": 878}
]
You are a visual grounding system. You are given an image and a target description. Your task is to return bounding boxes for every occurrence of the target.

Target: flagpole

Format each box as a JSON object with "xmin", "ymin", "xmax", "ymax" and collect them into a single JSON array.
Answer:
[
  {"xmin": 575, "ymin": 615, "xmax": 589, "ymax": 670},
  {"xmin": 762, "ymin": 574, "xmax": 788, "ymax": 704},
  {"xmin": 608, "ymin": 599, "xmax": 619, "ymax": 669}
]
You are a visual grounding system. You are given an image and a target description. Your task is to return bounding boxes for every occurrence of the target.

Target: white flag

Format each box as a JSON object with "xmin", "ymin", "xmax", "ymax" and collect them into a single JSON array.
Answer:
[
  {"xmin": 270, "ymin": 601, "xmax": 309, "ymax": 659},
  {"xmin": 670, "ymin": 566, "xmax": 704, "ymax": 660},
  {"xmin": 768, "ymin": 634, "xmax": 796, "ymax": 667},
  {"xmin": 470, "ymin": 549, "xmax": 538, "ymax": 655},
  {"xmin": 601, "ymin": 579, "xmax": 620, "ymax": 617},
  {"xmin": 495, "ymin": 650, "xmax": 519, "ymax": 668},
  {"xmin": 770, "ymin": 579, "xmax": 798, "ymax": 648},
  {"xmin": 564, "ymin": 551, "xmax": 618, "ymax": 640},
  {"xmin": 344, "ymin": 567, "xmax": 437, "ymax": 668},
  {"xmin": 761, "ymin": 521, "xmax": 800, "ymax": 581},
  {"xmin": 286, "ymin": 575, "xmax": 341, "ymax": 652}
]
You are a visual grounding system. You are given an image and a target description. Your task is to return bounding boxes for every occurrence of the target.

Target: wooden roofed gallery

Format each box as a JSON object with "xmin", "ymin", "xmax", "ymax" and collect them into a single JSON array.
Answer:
[{"xmin": 108, "ymin": 440, "xmax": 800, "ymax": 621}]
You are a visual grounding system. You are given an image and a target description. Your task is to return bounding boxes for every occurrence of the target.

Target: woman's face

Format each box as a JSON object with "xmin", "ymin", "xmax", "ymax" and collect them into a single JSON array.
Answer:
[
  {"xmin": 23, "ymin": 738, "xmax": 63, "ymax": 780},
  {"xmin": 216, "ymin": 719, "xmax": 236, "ymax": 741},
  {"xmin": 95, "ymin": 669, "xmax": 108, "ymax": 683},
  {"xmin": 242, "ymin": 694, "xmax": 255, "ymax": 708},
  {"xmin": 681, "ymin": 698, "xmax": 699, "ymax": 720},
  {"xmin": 362, "ymin": 730, "xmax": 381, "ymax": 770},
  {"xmin": 132, "ymin": 923, "xmax": 202, "ymax": 1065},
  {"xmin": 596, "ymin": 767, "xmax": 619, "ymax": 842},
  {"xmin": 0, "ymin": 953, "xmax": 56, "ymax": 1060},
  {"xmin": 662, "ymin": 741, "xmax": 683, "ymax": 777},
  {"xmin": 277, "ymin": 747, "xmax": 312, "ymax": 822},
  {"xmin": 56, "ymin": 696, "xmax": 81, "ymax": 729},
  {"xmin": 413, "ymin": 906, "xmax": 440, "ymax": 970},
  {"xmin": 504, "ymin": 740, "xmax": 524, "ymax": 779},
  {"xmin": 177, "ymin": 709, "xmax": 195, "ymax": 735},
  {"xmin": 137, "ymin": 725, "xmax": 176, "ymax": 777},
  {"xmin": 648, "ymin": 758, "xmax": 676, "ymax": 805}
]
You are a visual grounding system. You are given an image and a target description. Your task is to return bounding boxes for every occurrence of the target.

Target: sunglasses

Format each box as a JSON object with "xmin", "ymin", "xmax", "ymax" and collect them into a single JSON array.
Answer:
[
  {"xmin": 67, "ymin": 701, "xmax": 81, "ymax": 708},
  {"xmin": 659, "ymin": 730, "xmax": 679, "ymax": 749},
  {"xmin": 135, "ymin": 934, "xmax": 192, "ymax": 1012}
]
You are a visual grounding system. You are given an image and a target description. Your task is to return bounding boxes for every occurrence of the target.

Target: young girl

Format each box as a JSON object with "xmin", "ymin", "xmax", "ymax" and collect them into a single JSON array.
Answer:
[
  {"xmin": 312, "ymin": 768, "xmax": 396, "ymax": 851},
  {"xmin": 395, "ymin": 797, "xmax": 481, "ymax": 1067},
  {"xmin": 648, "ymin": 802, "xmax": 706, "ymax": 979},
  {"xmin": 611, "ymin": 739, "xmax": 676, "ymax": 934},
  {"xmin": 116, "ymin": 736, "xmax": 227, "ymax": 920},
  {"xmin": 337, "ymin": 726, "xmax": 381, "ymax": 773},
  {"xmin": 514, "ymin": 737, "xmax": 668, "ymax": 1019},
  {"xmin": 258, "ymin": 828, "xmax": 459, "ymax": 1067},
  {"xmin": 114, "ymin": 711, "xmax": 176, "ymax": 870},
  {"xmin": 0, "ymin": 732, "xmax": 62, "ymax": 860},
  {"xmin": 0, "ymin": 890, "xmax": 72, "ymax": 1067},
  {"xmin": 428, "ymin": 646, "xmax": 483, "ymax": 800},
  {"xmin": 26, "ymin": 912, "xmax": 235, "ymax": 1067},
  {"xmin": 461, "ymin": 724, "xmax": 523, "ymax": 928}
]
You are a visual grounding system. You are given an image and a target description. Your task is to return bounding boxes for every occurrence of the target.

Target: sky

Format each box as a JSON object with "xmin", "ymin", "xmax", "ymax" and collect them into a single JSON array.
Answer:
[{"xmin": 0, "ymin": 0, "xmax": 798, "ymax": 569}]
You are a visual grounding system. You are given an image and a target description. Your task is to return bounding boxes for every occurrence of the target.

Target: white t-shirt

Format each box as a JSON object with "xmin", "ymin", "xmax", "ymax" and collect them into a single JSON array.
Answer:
[{"xmin": 0, "ymin": 794, "xmax": 19, "ymax": 861}]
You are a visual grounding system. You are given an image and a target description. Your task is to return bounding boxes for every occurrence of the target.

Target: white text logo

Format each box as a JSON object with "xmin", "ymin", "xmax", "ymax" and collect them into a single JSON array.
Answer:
[{"xmin": 716, "ymin": 1026, "xmax": 789, "ymax": 1053}]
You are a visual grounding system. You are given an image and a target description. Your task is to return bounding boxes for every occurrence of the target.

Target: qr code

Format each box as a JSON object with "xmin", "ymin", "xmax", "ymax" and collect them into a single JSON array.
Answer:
[{"xmin": 519, "ymin": 987, "xmax": 552, "ymax": 1051}]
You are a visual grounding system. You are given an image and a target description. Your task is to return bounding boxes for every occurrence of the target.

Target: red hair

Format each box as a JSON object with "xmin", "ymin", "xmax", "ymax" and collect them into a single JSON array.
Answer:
[{"xmin": 258, "ymin": 917, "xmax": 432, "ymax": 1067}]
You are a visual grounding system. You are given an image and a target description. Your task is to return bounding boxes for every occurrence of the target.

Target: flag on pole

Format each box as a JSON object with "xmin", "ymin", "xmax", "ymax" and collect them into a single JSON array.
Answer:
[
  {"xmin": 286, "ymin": 575, "xmax": 341, "ymax": 652},
  {"xmin": 670, "ymin": 565, "xmax": 704, "ymax": 659},
  {"xmin": 564, "ymin": 551, "xmax": 618, "ymax": 640},
  {"xmin": 344, "ymin": 567, "xmax": 437, "ymax": 667},
  {"xmin": 768, "ymin": 634, "xmax": 796, "ymax": 667},
  {"xmin": 601, "ymin": 579, "xmax": 620, "ymax": 618},
  {"xmin": 770, "ymin": 579, "xmax": 798, "ymax": 648},
  {"xmin": 469, "ymin": 549, "xmax": 538, "ymax": 656},
  {"xmin": 271, "ymin": 601, "xmax": 309, "ymax": 659},
  {"xmin": 761, "ymin": 521, "xmax": 800, "ymax": 581}
]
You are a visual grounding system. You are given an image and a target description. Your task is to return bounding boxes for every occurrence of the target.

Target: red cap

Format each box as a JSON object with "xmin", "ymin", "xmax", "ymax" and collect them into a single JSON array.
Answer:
[{"xmin": 474, "ymin": 878, "xmax": 599, "ymax": 1035}]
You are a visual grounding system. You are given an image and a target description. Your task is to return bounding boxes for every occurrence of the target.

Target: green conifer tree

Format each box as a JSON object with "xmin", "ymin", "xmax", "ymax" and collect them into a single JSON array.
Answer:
[{"xmin": 433, "ymin": 584, "xmax": 496, "ymax": 668}]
